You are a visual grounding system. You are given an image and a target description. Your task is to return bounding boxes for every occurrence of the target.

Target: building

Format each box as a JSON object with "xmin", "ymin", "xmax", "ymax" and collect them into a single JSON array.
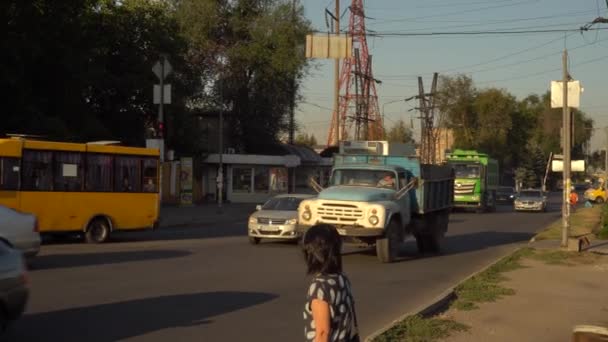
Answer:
[{"xmin": 434, "ymin": 128, "xmax": 454, "ymax": 164}]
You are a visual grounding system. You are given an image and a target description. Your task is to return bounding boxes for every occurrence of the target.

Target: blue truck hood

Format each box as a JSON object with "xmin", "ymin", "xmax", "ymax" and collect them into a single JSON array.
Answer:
[{"xmin": 318, "ymin": 186, "xmax": 395, "ymax": 202}]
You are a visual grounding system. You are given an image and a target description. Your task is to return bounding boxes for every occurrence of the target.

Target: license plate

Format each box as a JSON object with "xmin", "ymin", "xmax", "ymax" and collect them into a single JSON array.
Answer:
[{"xmin": 337, "ymin": 228, "xmax": 347, "ymax": 235}]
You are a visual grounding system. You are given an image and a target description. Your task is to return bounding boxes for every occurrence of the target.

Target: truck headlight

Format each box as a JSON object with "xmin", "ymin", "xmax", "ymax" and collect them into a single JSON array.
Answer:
[
  {"xmin": 302, "ymin": 211, "xmax": 311, "ymax": 221},
  {"xmin": 369, "ymin": 215, "xmax": 379, "ymax": 226}
]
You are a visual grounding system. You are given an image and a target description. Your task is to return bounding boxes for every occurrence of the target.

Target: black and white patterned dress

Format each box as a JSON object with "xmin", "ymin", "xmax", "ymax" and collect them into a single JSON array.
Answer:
[{"xmin": 303, "ymin": 273, "xmax": 356, "ymax": 341}]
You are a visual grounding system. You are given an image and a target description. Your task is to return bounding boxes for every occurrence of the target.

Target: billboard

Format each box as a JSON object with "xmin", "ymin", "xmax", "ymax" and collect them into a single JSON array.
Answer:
[{"xmin": 305, "ymin": 34, "xmax": 352, "ymax": 59}]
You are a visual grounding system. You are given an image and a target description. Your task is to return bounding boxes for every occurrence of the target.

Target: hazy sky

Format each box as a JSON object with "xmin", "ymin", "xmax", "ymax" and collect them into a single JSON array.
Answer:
[{"xmin": 297, "ymin": 0, "xmax": 608, "ymax": 149}]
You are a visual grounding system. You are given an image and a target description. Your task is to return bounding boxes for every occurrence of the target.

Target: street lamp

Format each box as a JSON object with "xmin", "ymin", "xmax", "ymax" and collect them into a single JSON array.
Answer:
[{"xmin": 381, "ymin": 99, "xmax": 406, "ymax": 135}]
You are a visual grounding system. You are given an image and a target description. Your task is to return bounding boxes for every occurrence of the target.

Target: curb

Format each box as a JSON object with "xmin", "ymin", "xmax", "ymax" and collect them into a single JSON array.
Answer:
[{"xmin": 364, "ymin": 244, "xmax": 526, "ymax": 342}]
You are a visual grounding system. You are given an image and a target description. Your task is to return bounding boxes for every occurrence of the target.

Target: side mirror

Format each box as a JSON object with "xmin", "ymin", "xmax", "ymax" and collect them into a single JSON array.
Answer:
[{"xmin": 255, "ymin": 205, "xmax": 262, "ymax": 211}]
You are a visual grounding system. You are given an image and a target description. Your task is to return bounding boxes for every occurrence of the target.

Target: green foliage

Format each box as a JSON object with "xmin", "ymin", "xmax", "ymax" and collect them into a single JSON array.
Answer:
[
  {"xmin": 4, "ymin": 0, "xmax": 311, "ymax": 155},
  {"xmin": 451, "ymin": 248, "xmax": 533, "ymax": 311},
  {"xmin": 373, "ymin": 315, "xmax": 469, "ymax": 342},
  {"xmin": 294, "ymin": 133, "xmax": 317, "ymax": 147},
  {"xmin": 385, "ymin": 119, "xmax": 414, "ymax": 144},
  {"xmin": 438, "ymin": 75, "xmax": 593, "ymax": 181}
]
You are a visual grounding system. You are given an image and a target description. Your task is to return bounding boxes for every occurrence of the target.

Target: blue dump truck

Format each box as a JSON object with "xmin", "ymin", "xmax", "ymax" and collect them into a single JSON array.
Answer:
[{"xmin": 298, "ymin": 146, "xmax": 454, "ymax": 263}]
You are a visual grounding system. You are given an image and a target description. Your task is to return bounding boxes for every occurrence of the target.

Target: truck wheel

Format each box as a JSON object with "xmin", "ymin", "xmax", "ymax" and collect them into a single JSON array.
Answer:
[
  {"xmin": 85, "ymin": 218, "xmax": 111, "ymax": 244},
  {"xmin": 376, "ymin": 220, "xmax": 400, "ymax": 263}
]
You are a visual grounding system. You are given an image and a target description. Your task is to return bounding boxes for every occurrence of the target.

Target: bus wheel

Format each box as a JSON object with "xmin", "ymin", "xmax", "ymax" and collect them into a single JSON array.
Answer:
[
  {"xmin": 85, "ymin": 218, "xmax": 111, "ymax": 244},
  {"xmin": 596, "ymin": 197, "xmax": 605, "ymax": 204}
]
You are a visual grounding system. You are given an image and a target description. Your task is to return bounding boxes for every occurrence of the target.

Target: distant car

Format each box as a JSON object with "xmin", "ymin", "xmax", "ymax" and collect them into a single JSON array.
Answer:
[
  {"xmin": 0, "ymin": 206, "xmax": 41, "ymax": 259},
  {"xmin": 514, "ymin": 189, "xmax": 547, "ymax": 212},
  {"xmin": 248, "ymin": 194, "xmax": 316, "ymax": 244},
  {"xmin": 496, "ymin": 186, "xmax": 516, "ymax": 203},
  {"xmin": 0, "ymin": 240, "xmax": 29, "ymax": 333}
]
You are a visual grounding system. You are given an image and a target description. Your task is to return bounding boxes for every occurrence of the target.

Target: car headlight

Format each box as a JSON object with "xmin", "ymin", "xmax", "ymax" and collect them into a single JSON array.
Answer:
[
  {"xmin": 369, "ymin": 215, "xmax": 379, "ymax": 226},
  {"xmin": 287, "ymin": 218, "xmax": 297, "ymax": 225},
  {"xmin": 302, "ymin": 211, "xmax": 311, "ymax": 221},
  {"xmin": 248, "ymin": 216, "xmax": 257, "ymax": 224}
]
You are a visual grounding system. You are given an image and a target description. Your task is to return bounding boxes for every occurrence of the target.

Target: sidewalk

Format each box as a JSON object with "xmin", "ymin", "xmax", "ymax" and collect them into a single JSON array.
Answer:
[
  {"xmin": 440, "ymin": 243, "xmax": 608, "ymax": 342},
  {"xmin": 159, "ymin": 203, "xmax": 256, "ymax": 228}
]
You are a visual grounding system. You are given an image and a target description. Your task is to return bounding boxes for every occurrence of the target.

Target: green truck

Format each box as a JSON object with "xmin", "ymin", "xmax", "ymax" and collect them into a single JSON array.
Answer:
[{"xmin": 445, "ymin": 149, "xmax": 499, "ymax": 212}]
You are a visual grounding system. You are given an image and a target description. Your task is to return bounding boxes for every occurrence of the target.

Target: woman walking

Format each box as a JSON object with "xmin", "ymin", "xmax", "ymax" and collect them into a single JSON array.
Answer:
[{"xmin": 302, "ymin": 224, "xmax": 359, "ymax": 342}]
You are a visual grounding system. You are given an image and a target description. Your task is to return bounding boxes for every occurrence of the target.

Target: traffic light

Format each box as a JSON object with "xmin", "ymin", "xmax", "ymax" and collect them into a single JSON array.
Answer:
[{"xmin": 158, "ymin": 122, "xmax": 164, "ymax": 138}]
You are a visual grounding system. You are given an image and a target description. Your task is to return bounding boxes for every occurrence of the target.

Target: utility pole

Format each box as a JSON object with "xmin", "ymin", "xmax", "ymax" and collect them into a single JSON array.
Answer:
[
  {"xmin": 289, "ymin": 0, "xmax": 297, "ymax": 145},
  {"xmin": 334, "ymin": 0, "xmax": 340, "ymax": 145},
  {"xmin": 217, "ymin": 80, "xmax": 224, "ymax": 214},
  {"xmin": 561, "ymin": 49, "xmax": 571, "ymax": 248}
]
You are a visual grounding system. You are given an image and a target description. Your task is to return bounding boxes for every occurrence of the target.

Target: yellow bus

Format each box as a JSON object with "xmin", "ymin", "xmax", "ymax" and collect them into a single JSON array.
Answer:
[{"xmin": 0, "ymin": 137, "xmax": 160, "ymax": 243}]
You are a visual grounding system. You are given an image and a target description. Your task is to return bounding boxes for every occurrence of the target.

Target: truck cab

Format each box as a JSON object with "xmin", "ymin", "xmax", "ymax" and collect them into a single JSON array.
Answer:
[{"xmin": 446, "ymin": 149, "xmax": 499, "ymax": 212}]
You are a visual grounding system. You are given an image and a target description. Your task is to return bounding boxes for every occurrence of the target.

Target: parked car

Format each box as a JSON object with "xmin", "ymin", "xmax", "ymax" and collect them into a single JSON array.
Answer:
[
  {"xmin": 514, "ymin": 189, "xmax": 547, "ymax": 212},
  {"xmin": 248, "ymin": 194, "xmax": 315, "ymax": 244},
  {"xmin": 496, "ymin": 186, "xmax": 516, "ymax": 203},
  {"xmin": 0, "ymin": 240, "xmax": 29, "ymax": 333},
  {"xmin": 0, "ymin": 205, "xmax": 41, "ymax": 259}
]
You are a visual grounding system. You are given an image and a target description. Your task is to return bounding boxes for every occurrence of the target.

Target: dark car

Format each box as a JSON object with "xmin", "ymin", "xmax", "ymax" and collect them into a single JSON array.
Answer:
[
  {"xmin": 0, "ymin": 240, "xmax": 29, "ymax": 333},
  {"xmin": 496, "ymin": 186, "xmax": 516, "ymax": 203}
]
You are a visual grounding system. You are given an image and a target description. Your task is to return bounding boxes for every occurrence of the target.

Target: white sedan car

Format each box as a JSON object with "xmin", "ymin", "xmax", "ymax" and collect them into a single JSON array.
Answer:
[
  {"xmin": 248, "ymin": 194, "xmax": 315, "ymax": 244},
  {"xmin": 0, "ymin": 206, "xmax": 41, "ymax": 259}
]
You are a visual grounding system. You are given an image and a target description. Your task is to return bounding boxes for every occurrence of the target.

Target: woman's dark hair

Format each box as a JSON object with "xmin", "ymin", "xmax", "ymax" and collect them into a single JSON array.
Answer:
[{"xmin": 302, "ymin": 224, "xmax": 343, "ymax": 275}]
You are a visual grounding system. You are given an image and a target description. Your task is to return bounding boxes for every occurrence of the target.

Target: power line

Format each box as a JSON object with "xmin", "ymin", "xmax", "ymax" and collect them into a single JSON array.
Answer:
[
  {"xmin": 477, "ymin": 53, "xmax": 608, "ymax": 85},
  {"xmin": 377, "ymin": 33, "xmax": 575, "ymax": 79},
  {"xmin": 370, "ymin": 0, "xmax": 542, "ymax": 25},
  {"xmin": 368, "ymin": 9, "xmax": 598, "ymax": 32},
  {"xmin": 364, "ymin": 27, "xmax": 608, "ymax": 37}
]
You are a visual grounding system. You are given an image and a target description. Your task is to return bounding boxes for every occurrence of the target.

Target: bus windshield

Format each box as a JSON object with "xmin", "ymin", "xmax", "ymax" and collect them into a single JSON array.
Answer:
[{"xmin": 453, "ymin": 163, "xmax": 481, "ymax": 179}]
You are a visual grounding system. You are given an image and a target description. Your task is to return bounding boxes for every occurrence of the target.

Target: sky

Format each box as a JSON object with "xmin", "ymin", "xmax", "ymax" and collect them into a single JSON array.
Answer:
[{"xmin": 297, "ymin": 0, "xmax": 608, "ymax": 150}]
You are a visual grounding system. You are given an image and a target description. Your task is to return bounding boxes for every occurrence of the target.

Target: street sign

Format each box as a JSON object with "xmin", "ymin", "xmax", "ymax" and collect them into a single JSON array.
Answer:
[
  {"xmin": 152, "ymin": 59, "xmax": 172, "ymax": 80},
  {"xmin": 550, "ymin": 80, "xmax": 582, "ymax": 108},
  {"xmin": 153, "ymin": 84, "xmax": 171, "ymax": 104},
  {"xmin": 551, "ymin": 160, "xmax": 585, "ymax": 172}
]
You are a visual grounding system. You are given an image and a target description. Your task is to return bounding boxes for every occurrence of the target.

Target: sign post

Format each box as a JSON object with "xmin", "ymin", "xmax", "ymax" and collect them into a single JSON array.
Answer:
[{"xmin": 152, "ymin": 56, "xmax": 172, "ymax": 204}]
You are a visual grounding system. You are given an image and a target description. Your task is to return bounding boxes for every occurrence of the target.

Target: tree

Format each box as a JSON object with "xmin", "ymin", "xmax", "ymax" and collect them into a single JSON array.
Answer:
[
  {"xmin": 175, "ymin": 0, "xmax": 312, "ymax": 153},
  {"xmin": 436, "ymin": 75, "xmax": 477, "ymax": 148},
  {"xmin": 295, "ymin": 133, "xmax": 318, "ymax": 147},
  {"xmin": 385, "ymin": 120, "xmax": 414, "ymax": 144}
]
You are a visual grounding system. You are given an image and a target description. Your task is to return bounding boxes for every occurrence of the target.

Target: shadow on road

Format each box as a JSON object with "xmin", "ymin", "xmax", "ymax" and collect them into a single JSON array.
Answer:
[
  {"xmin": 30, "ymin": 249, "xmax": 192, "ymax": 270},
  {"xmin": 343, "ymin": 231, "xmax": 535, "ymax": 263},
  {"xmin": 7, "ymin": 291, "xmax": 278, "ymax": 342}
]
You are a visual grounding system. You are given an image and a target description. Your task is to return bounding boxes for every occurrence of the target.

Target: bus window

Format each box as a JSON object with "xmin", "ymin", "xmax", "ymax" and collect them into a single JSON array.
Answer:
[
  {"xmin": 0, "ymin": 157, "xmax": 20, "ymax": 190},
  {"xmin": 86, "ymin": 154, "xmax": 113, "ymax": 192},
  {"xmin": 142, "ymin": 158, "xmax": 158, "ymax": 193},
  {"xmin": 22, "ymin": 150, "xmax": 53, "ymax": 191},
  {"xmin": 54, "ymin": 152, "xmax": 83, "ymax": 191},
  {"xmin": 115, "ymin": 156, "xmax": 141, "ymax": 192}
]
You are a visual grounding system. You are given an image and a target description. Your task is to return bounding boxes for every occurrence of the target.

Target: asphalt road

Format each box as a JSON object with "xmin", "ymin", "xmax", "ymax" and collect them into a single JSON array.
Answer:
[{"xmin": 6, "ymin": 195, "xmax": 563, "ymax": 342}]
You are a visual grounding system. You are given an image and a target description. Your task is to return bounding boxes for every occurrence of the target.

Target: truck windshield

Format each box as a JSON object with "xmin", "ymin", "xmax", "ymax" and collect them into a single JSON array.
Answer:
[
  {"xmin": 453, "ymin": 164, "xmax": 480, "ymax": 179},
  {"xmin": 331, "ymin": 169, "xmax": 397, "ymax": 189}
]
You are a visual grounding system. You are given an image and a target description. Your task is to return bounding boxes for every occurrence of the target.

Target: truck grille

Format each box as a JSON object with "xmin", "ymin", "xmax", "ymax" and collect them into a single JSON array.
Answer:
[
  {"xmin": 454, "ymin": 183, "xmax": 475, "ymax": 195},
  {"xmin": 257, "ymin": 218, "xmax": 288, "ymax": 225},
  {"xmin": 317, "ymin": 203, "xmax": 364, "ymax": 222}
]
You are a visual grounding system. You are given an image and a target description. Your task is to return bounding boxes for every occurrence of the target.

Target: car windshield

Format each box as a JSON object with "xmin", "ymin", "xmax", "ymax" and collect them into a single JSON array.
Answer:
[
  {"xmin": 519, "ymin": 191, "xmax": 541, "ymax": 198},
  {"xmin": 261, "ymin": 197, "xmax": 305, "ymax": 211},
  {"xmin": 330, "ymin": 169, "xmax": 397, "ymax": 189},
  {"xmin": 452, "ymin": 163, "xmax": 481, "ymax": 179}
]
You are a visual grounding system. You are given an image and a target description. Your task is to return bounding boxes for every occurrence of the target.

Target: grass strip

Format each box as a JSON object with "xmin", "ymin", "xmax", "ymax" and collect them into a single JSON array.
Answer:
[{"xmin": 373, "ymin": 315, "xmax": 469, "ymax": 342}]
